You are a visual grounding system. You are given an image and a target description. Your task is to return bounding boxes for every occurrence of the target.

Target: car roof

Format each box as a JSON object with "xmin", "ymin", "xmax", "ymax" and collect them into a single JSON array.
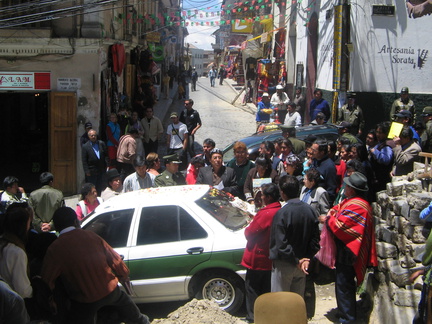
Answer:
[{"xmin": 96, "ymin": 185, "xmax": 211, "ymax": 212}]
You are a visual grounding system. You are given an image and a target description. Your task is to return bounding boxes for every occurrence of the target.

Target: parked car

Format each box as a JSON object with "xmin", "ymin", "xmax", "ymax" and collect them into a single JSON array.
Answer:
[
  {"xmin": 81, "ymin": 185, "xmax": 252, "ymax": 314},
  {"xmin": 223, "ymin": 124, "xmax": 339, "ymax": 162}
]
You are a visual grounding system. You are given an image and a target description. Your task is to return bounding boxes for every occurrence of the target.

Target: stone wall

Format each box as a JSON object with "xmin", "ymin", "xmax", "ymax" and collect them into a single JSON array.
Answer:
[{"xmin": 371, "ymin": 164, "xmax": 432, "ymax": 323}]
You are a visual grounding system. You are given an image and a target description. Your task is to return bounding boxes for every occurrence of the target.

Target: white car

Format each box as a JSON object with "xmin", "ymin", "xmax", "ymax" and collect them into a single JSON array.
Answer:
[{"xmin": 81, "ymin": 185, "xmax": 252, "ymax": 314}]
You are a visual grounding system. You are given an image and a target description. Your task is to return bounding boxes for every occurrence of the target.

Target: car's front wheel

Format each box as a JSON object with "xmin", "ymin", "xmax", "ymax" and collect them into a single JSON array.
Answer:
[{"xmin": 194, "ymin": 271, "xmax": 245, "ymax": 314}]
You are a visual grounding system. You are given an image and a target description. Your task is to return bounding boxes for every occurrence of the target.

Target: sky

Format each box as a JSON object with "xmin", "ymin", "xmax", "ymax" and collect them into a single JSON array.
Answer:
[{"xmin": 183, "ymin": 0, "xmax": 222, "ymax": 50}]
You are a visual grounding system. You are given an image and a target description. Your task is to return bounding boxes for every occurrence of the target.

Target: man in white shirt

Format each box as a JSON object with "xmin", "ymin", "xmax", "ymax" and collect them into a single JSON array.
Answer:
[
  {"xmin": 122, "ymin": 156, "xmax": 155, "ymax": 192},
  {"xmin": 166, "ymin": 112, "xmax": 189, "ymax": 170}
]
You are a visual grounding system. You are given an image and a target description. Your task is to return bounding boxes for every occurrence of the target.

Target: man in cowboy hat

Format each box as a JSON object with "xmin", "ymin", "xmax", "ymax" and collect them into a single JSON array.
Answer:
[{"xmin": 320, "ymin": 172, "xmax": 377, "ymax": 324}]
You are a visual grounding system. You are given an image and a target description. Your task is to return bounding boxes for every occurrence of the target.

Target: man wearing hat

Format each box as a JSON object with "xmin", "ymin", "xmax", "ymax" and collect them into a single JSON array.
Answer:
[
  {"xmin": 271, "ymin": 85, "xmax": 290, "ymax": 123},
  {"xmin": 80, "ymin": 122, "xmax": 93, "ymax": 147},
  {"xmin": 338, "ymin": 92, "xmax": 364, "ymax": 136},
  {"xmin": 101, "ymin": 169, "xmax": 122, "ymax": 201},
  {"xmin": 422, "ymin": 106, "xmax": 432, "ymax": 152},
  {"xmin": 155, "ymin": 154, "xmax": 186, "ymax": 187},
  {"xmin": 256, "ymin": 93, "xmax": 274, "ymax": 124},
  {"xmin": 166, "ymin": 112, "xmax": 189, "ymax": 170},
  {"xmin": 29, "ymin": 172, "xmax": 64, "ymax": 233},
  {"xmin": 337, "ymin": 121, "xmax": 359, "ymax": 144},
  {"xmin": 394, "ymin": 110, "xmax": 421, "ymax": 144},
  {"xmin": 390, "ymin": 87, "xmax": 415, "ymax": 121},
  {"xmin": 320, "ymin": 172, "xmax": 377, "ymax": 324}
]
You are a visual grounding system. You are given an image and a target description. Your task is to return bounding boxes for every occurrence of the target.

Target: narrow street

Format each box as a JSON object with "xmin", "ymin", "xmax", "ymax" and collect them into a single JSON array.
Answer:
[{"xmin": 134, "ymin": 77, "xmax": 344, "ymax": 324}]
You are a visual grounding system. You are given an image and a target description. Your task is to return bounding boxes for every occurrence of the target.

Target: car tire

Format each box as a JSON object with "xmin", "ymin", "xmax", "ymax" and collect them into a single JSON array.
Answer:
[{"xmin": 194, "ymin": 271, "xmax": 245, "ymax": 314}]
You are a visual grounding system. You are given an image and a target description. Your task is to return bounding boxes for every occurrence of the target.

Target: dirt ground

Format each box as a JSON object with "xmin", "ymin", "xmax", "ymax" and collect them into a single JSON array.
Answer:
[{"xmin": 149, "ymin": 283, "xmax": 340, "ymax": 324}]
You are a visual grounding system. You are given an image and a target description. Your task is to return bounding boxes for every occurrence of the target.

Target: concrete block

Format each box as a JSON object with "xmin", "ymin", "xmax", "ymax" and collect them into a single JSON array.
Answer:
[
  {"xmin": 412, "ymin": 243, "xmax": 426, "ymax": 262},
  {"xmin": 409, "ymin": 209, "xmax": 424, "ymax": 226},
  {"xmin": 406, "ymin": 180, "xmax": 422, "ymax": 194},
  {"xmin": 376, "ymin": 242, "xmax": 398, "ymax": 259},
  {"xmin": 400, "ymin": 255, "xmax": 416, "ymax": 269},
  {"xmin": 389, "ymin": 263, "xmax": 411, "ymax": 287},
  {"xmin": 393, "ymin": 285, "xmax": 421, "ymax": 307},
  {"xmin": 378, "ymin": 258, "xmax": 400, "ymax": 272},
  {"xmin": 387, "ymin": 181, "xmax": 405, "ymax": 197},
  {"xmin": 393, "ymin": 216, "xmax": 409, "ymax": 234},
  {"xmin": 377, "ymin": 191, "xmax": 390, "ymax": 206},
  {"xmin": 412, "ymin": 226, "xmax": 426, "ymax": 244},
  {"xmin": 395, "ymin": 235, "xmax": 413, "ymax": 256},
  {"xmin": 372, "ymin": 202, "xmax": 382, "ymax": 218},
  {"xmin": 393, "ymin": 199, "xmax": 410, "ymax": 219},
  {"xmin": 376, "ymin": 224, "xmax": 397, "ymax": 245},
  {"xmin": 407, "ymin": 193, "xmax": 432, "ymax": 210},
  {"xmin": 386, "ymin": 210, "xmax": 396, "ymax": 227}
]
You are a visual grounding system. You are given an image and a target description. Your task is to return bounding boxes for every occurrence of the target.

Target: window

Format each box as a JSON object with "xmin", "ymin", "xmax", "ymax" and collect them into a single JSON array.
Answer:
[
  {"xmin": 84, "ymin": 209, "xmax": 134, "ymax": 248},
  {"xmin": 137, "ymin": 206, "xmax": 207, "ymax": 245},
  {"xmin": 195, "ymin": 189, "xmax": 252, "ymax": 231}
]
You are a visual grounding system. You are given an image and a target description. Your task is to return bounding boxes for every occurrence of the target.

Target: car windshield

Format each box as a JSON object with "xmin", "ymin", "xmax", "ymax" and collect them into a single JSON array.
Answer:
[{"xmin": 195, "ymin": 188, "xmax": 252, "ymax": 231}]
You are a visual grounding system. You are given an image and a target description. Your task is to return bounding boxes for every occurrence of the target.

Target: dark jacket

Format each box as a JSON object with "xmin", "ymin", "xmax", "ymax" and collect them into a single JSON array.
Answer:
[
  {"xmin": 196, "ymin": 166, "xmax": 239, "ymax": 196},
  {"xmin": 82, "ymin": 140, "xmax": 108, "ymax": 176},
  {"xmin": 269, "ymin": 198, "xmax": 320, "ymax": 264},
  {"xmin": 312, "ymin": 156, "xmax": 337, "ymax": 203}
]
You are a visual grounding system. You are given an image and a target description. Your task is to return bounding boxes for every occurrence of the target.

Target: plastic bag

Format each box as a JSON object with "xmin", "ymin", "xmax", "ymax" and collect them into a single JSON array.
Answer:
[{"xmin": 315, "ymin": 224, "xmax": 336, "ymax": 269}]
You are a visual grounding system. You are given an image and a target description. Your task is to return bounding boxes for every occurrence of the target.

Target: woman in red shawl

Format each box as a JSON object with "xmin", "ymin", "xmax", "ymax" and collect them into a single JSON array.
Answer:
[{"xmin": 320, "ymin": 172, "xmax": 377, "ymax": 324}]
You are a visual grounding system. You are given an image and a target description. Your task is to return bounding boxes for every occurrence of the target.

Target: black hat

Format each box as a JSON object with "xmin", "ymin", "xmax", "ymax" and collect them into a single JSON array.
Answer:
[
  {"xmin": 343, "ymin": 172, "xmax": 368, "ymax": 192},
  {"xmin": 106, "ymin": 169, "xmax": 121, "ymax": 181},
  {"xmin": 84, "ymin": 122, "xmax": 92, "ymax": 129},
  {"xmin": 401, "ymin": 87, "xmax": 409, "ymax": 94},
  {"xmin": 163, "ymin": 154, "xmax": 182, "ymax": 164},
  {"xmin": 347, "ymin": 92, "xmax": 356, "ymax": 99},
  {"xmin": 395, "ymin": 110, "xmax": 412, "ymax": 119}
]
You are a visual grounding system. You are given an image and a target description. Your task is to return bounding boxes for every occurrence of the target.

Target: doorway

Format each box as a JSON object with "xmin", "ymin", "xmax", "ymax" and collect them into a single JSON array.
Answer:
[{"xmin": 0, "ymin": 92, "xmax": 49, "ymax": 193}]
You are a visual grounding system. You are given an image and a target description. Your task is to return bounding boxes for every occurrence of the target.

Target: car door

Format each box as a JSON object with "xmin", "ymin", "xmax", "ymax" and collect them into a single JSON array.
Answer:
[{"xmin": 127, "ymin": 205, "xmax": 213, "ymax": 302}]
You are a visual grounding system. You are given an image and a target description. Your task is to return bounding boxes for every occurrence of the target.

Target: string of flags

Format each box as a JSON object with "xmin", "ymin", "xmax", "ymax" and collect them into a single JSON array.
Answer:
[{"xmin": 114, "ymin": 0, "xmax": 316, "ymax": 27}]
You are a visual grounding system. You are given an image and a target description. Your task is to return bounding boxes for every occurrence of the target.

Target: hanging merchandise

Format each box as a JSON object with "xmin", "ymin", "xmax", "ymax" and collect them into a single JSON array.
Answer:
[
  {"xmin": 273, "ymin": 29, "xmax": 286, "ymax": 59},
  {"xmin": 278, "ymin": 61, "xmax": 287, "ymax": 84},
  {"xmin": 151, "ymin": 45, "xmax": 164, "ymax": 62},
  {"xmin": 111, "ymin": 43, "xmax": 126, "ymax": 76},
  {"xmin": 139, "ymin": 49, "xmax": 153, "ymax": 75}
]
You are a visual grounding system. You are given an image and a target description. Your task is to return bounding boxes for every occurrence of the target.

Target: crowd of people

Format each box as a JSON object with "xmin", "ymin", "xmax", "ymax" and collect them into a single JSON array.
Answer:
[{"xmin": 1, "ymin": 82, "xmax": 432, "ymax": 323}]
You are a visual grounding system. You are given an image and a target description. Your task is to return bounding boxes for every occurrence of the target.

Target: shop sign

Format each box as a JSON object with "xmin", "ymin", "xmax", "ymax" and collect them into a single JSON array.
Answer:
[
  {"xmin": 0, "ymin": 72, "xmax": 50, "ymax": 90},
  {"xmin": 57, "ymin": 78, "xmax": 81, "ymax": 91},
  {"xmin": 372, "ymin": 5, "xmax": 395, "ymax": 16},
  {"xmin": 231, "ymin": 20, "xmax": 253, "ymax": 33},
  {"xmin": 146, "ymin": 32, "xmax": 161, "ymax": 43}
]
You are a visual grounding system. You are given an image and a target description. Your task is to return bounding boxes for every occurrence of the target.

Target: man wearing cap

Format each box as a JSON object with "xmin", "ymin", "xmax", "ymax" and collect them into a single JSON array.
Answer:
[
  {"xmin": 271, "ymin": 85, "xmax": 290, "ymax": 123},
  {"xmin": 394, "ymin": 110, "xmax": 421, "ymax": 144},
  {"xmin": 338, "ymin": 92, "xmax": 365, "ymax": 136},
  {"xmin": 320, "ymin": 172, "xmax": 377, "ymax": 324},
  {"xmin": 422, "ymin": 106, "xmax": 432, "ymax": 152},
  {"xmin": 279, "ymin": 126, "xmax": 306, "ymax": 156},
  {"xmin": 80, "ymin": 122, "xmax": 93, "ymax": 147},
  {"xmin": 337, "ymin": 121, "xmax": 359, "ymax": 144},
  {"xmin": 293, "ymin": 87, "xmax": 306, "ymax": 120},
  {"xmin": 29, "ymin": 172, "xmax": 64, "ymax": 233},
  {"xmin": 167, "ymin": 112, "xmax": 189, "ymax": 170},
  {"xmin": 256, "ymin": 93, "xmax": 274, "ymax": 124},
  {"xmin": 154, "ymin": 154, "xmax": 186, "ymax": 187},
  {"xmin": 390, "ymin": 87, "xmax": 415, "ymax": 121},
  {"xmin": 82, "ymin": 129, "xmax": 109, "ymax": 194},
  {"xmin": 101, "ymin": 169, "xmax": 122, "ymax": 201},
  {"xmin": 309, "ymin": 89, "xmax": 330, "ymax": 122},
  {"xmin": 180, "ymin": 99, "xmax": 202, "ymax": 159},
  {"xmin": 122, "ymin": 156, "xmax": 155, "ymax": 192}
]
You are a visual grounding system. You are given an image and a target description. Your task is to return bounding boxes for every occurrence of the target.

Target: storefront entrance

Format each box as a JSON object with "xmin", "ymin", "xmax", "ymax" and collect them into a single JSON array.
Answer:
[{"xmin": 0, "ymin": 92, "xmax": 49, "ymax": 193}]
